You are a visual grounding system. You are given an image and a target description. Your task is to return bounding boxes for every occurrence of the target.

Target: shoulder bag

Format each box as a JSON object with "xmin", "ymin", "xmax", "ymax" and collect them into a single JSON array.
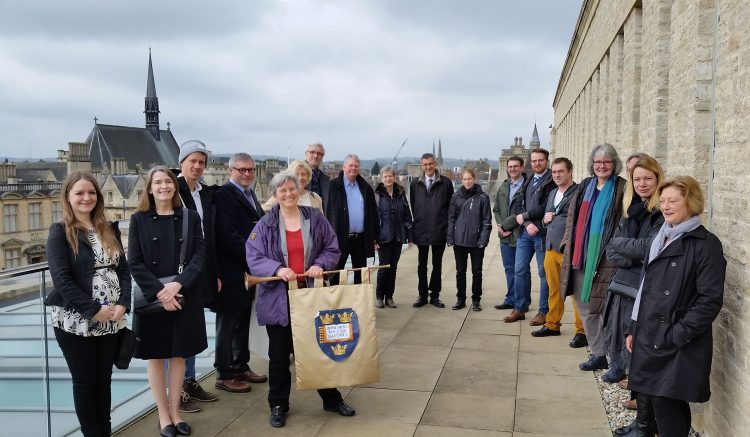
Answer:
[{"xmin": 133, "ymin": 208, "xmax": 189, "ymax": 315}]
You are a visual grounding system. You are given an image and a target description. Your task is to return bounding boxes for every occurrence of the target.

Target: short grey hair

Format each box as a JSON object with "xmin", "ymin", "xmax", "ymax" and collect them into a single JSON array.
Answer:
[
  {"xmin": 229, "ymin": 152, "xmax": 254, "ymax": 168},
  {"xmin": 269, "ymin": 171, "xmax": 300, "ymax": 196},
  {"xmin": 306, "ymin": 142, "xmax": 326, "ymax": 155},
  {"xmin": 379, "ymin": 165, "xmax": 397, "ymax": 177},
  {"xmin": 587, "ymin": 143, "xmax": 623, "ymax": 176},
  {"xmin": 343, "ymin": 154, "xmax": 360, "ymax": 165}
]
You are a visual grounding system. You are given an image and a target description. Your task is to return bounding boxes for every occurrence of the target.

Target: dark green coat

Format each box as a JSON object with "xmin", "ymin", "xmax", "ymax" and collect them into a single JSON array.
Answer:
[{"xmin": 492, "ymin": 176, "xmax": 525, "ymax": 247}]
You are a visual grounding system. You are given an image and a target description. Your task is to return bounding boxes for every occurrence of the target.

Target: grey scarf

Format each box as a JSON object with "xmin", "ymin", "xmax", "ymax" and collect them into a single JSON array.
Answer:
[{"xmin": 631, "ymin": 215, "xmax": 702, "ymax": 321}]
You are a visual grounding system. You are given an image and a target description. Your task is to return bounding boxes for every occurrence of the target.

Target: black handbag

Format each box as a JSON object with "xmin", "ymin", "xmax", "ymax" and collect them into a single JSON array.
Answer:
[
  {"xmin": 133, "ymin": 208, "xmax": 189, "ymax": 315},
  {"xmin": 114, "ymin": 327, "xmax": 138, "ymax": 370},
  {"xmin": 607, "ymin": 267, "xmax": 640, "ymax": 300}
]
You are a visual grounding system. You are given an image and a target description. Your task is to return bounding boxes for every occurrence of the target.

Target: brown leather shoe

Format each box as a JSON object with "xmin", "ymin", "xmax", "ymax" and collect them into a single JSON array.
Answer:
[
  {"xmin": 215, "ymin": 378, "xmax": 252, "ymax": 393},
  {"xmin": 236, "ymin": 370, "xmax": 268, "ymax": 384},
  {"xmin": 621, "ymin": 399, "xmax": 637, "ymax": 410},
  {"xmin": 503, "ymin": 310, "xmax": 526, "ymax": 323},
  {"xmin": 618, "ymin": 379, "xmax": 629, "ymax": 390},
  {"xmin": 529, "ymin": 312, "xmax": 546, "ymax": 326}
]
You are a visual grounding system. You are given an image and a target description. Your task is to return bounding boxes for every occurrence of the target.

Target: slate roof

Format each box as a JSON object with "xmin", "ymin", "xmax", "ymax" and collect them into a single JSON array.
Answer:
[
  {"xmin": 14, "ymin": 162, "xmax": 68, "ymax": 182},
  {"xmin": 111, "ymin": 174, "xmax": 141, "ymax": 198},
  {"xmin": 86, "ymin": 124, "xmax": 179, "ymax": 171}
]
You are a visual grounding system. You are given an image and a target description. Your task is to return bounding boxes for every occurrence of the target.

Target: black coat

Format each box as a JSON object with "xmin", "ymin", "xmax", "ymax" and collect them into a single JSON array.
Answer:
[
  {"xmin": 629, "ymin": 225, "xmax": 725, "ymax": 403},
  {"xmin": 507, "ymin": 170, "xmax": 556, "ymax": 236},
  {"xmin": 177, "ymin": 177, "xmax": 219, "ymax": 305},
  {"xmin": 213, "ymin": 182, "xmax": 265, "ymax": 313},
  {"xmin": 326, "ymin": 173, "xmax": 379, "ymax": 257},
  {"xmin": 310, "ymin": 168, "xmax": 331, "ymax": 213},
  {"xmin": 45, "ymin": 222, "xmax": 131, "ymax": 319},
  {"xmin": 447, "ymin": 184, "xmax": 492, "ymax": 248},
  {"xmin": 409, "ymin": 174, "xmax": 454, "ymax": 245},
  {"xmin": 128, "ymin": 209, "xmax": 207, "ymax": 359},
  {"xmin": 375, "ymin": 183, "xmax": 413, "ymax": 244}
]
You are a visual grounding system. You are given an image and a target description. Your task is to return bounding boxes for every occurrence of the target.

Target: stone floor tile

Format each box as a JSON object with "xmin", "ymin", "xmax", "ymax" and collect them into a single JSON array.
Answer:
[
  {"xmin": 516, "ymin": 372, "xmax": 602, "ymax": 403},
  {"xmin": 343, "ymin": 387, "xmax": 431, "ymax": 424},
  {"xmin": 517, "ymin": 351, "xmax": 590, "ymax": 376},
  {"xmin": 216, "ymin": 403, "xmax": 328, "ymax": 437},
  {"xmin": 363, "ymin": 362, "xmax": 442, "ymax": 391},
  {"xmin": 379, "ymin": 343, "xmax": 451, "ymax": 367},
  {"xmin": 316, "ymin": 417, "xmax": 417, "ymax": 436},
  {"xmin": 453, "ymin": 332, "xmax": 519, "ymax": 351},
  {"xmin": 461, "ymin": 318, "xmax": 522, "ymax": 335},
  {"xmin": 421, "ymin": 392, "xmax": 515, "ymax": 432},
  {"xmin": 390, "ymin": 325, "xmax": 458, "ymax": 347},
  {"xmin": 435, "ymin": 367, "xmax": 517, "ymax": 398},
  {"xmin": 445, "ymin": 347, "xmax": 518, "ymax": 373},
  {"xmin": 514, "ymin": 398, "xmax": 611, "ymax": 435},
  {"xmin": 415, "ymin": 424, "xmax": 512, "ymax": 436}
]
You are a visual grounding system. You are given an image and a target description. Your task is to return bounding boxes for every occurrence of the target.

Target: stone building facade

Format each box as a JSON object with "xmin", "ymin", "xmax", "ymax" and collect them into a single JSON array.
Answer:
[{"xmin": 552, "ymin": 1, "xmax": 750, "ymax": 434}]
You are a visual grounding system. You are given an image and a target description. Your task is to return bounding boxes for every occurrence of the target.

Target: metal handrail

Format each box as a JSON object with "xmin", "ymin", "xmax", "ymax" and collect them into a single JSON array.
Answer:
[{"xmin": 0, "ymin": 262, "xmax": 50, "ymax": 279}]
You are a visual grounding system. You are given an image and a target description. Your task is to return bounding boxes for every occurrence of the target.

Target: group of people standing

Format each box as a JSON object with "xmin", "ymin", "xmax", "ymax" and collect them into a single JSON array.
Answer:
[
  {"xmin": 44, "ymin": 138, "xmax": 724, "ymax": 437},
  {"xmin": 493, "ymin": 144, "xmax": 725, "ymax": 437}
]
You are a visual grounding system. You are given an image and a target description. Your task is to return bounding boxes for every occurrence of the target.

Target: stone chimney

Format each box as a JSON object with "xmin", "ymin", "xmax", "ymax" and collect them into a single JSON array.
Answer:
[
  {"xmin": 0, "ymin": 162, "xmax": 17, "ymax": 184},
  {"xmin": 57, "ymin": 149, "xmax": 69, "ymax": 162},
  {"xmin": 67, "ymin": 142, "xmax": 92, "ymax": 174},
  {"xmin": 110, "ymin": 158, "xmax": 128, "ymax": 175}
]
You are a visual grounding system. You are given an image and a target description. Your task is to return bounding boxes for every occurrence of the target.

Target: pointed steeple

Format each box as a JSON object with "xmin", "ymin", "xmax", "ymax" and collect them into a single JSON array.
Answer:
[
  {"xmin": 145, "ymin": 49, "xmax": 161, "ymax": 141},
  {"xmin": 530, "ymin": 123, "xmax": 541, "ymax": 148},
  {"xmin": 432, "ymin": 140, "xmax": 436, "ymax": 156},
  {"xmin": 437, "ymin": 138, "xmax": 444, "ymax": 168}
]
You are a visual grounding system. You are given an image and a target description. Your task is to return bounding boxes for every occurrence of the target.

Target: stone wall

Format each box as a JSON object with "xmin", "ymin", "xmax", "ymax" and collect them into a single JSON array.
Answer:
[{"xmin": 552, "ymin": 0, "xmax": 750, "ymax": 434}]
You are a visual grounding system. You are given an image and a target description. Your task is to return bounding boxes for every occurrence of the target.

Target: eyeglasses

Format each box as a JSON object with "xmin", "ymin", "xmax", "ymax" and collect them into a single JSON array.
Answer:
[
  {"xmin": 232, "ymin": 167, "xmax": 256, "ymax": 174},
  {"xmin": 593, "ymin": 160, "xmax": 614, "ymax": 167},
  {"xmin": 306, "ymin": 151, "xmax": 324, "ymax": 156}
]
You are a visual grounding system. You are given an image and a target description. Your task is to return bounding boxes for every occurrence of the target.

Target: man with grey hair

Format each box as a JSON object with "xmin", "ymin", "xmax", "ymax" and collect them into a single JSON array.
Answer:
[
  {"xmin": 305, "ymin": 142, "xmax": 330, "ymax": 212},
  {"xmin": 212, "ymin": 152, "xmax": 267, "ymax": 393},
  {"xmin": 326, "ymin": 154, "xmax": 379, "ymax": 284}
]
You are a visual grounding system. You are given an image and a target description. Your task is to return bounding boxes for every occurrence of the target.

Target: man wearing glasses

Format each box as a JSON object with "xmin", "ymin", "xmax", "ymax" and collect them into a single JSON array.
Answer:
[
  {"xmin": 304, "ymin": 142, "xmax": 330, "ymax": 212},
  {"xmin": 501, "ymin": 148, "xmax": 555, "ymax": 325},
  {"xmin": 212, "ymin": 153, "xmax": 268, "ymax": 393}
]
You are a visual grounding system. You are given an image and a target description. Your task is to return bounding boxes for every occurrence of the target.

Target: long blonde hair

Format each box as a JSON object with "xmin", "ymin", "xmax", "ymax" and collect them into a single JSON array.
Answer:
[
  {"xmin": 60, "ymin": 171, "xmax": 122, "ymax": 257},
  {"xmin": 622, "ymin": 154, "xmax": 665, "ymax": 217}
]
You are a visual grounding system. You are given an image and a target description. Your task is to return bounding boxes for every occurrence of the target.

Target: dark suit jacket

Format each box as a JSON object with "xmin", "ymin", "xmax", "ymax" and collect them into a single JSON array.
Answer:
[
  {"xmin": 213, "ymin": 182, "xmax": 265, "ymax": 313},
  {"xmin": 177, "ymin": 177, "xmax": 219, "ymax": 307},
  {"xmin": 310, "ymin": 167, "xmax": 331, "ymax": 213}
]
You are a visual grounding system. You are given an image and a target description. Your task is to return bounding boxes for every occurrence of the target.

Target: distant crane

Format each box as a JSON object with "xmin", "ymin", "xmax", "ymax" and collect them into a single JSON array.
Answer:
[{"xmin": 391, "ymin": 138, "xmax": 408, "ymax": 170}]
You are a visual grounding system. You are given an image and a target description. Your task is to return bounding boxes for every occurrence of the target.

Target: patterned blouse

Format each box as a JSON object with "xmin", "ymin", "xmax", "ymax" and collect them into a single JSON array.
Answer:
[{"xmin": 50, "ymin": 229, "xmax": 126, "ymax": 337}]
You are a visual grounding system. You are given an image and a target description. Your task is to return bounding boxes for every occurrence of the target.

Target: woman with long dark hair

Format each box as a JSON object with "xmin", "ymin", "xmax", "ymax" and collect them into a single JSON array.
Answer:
[
  {"xmin": 46, "ymin": 171, "xmax": 131, "ymax": 436},
  {"xmin": 128, "ymin": 166, "xmax": 206, "ymax": 437}
]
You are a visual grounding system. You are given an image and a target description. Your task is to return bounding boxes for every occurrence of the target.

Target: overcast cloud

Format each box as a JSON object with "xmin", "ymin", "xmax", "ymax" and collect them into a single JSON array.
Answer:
[{"xmin": 0, "ymin": 0, "xmax": 582, "ymax": 161}]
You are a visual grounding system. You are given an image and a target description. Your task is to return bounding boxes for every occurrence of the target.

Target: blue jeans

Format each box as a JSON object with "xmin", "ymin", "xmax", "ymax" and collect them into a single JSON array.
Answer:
[
  {"xmin": 499, "ymin": 243, "xmax": 516, "ymax": 305},
  {"xmin": 164, "ymin": 355, "xmax": 196, "ymax": 380},
  {"xmin": 512, "ymin": 229, "xmax": 548, "ymax": 314}
]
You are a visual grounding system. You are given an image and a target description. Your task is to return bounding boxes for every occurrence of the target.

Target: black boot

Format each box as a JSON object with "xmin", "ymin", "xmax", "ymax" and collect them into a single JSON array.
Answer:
[{"xmin": 614, "ymin": 393, "xmax": 656, "ymax": 437}]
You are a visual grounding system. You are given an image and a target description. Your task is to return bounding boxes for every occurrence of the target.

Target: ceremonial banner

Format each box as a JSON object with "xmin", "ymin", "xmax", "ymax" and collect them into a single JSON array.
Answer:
[{"xmin": 288, "ymin": 272, "xmax": 379, "ymax": 390}]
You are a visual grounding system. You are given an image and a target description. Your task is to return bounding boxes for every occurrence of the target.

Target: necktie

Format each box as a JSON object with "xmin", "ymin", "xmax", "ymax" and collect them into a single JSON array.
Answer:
[
  {"xmin": 310, "ymin": 169, "xmax": 320, "ymax": 195},
  {"xmin": 427, "ymin": 178, "xmax": 433, "ymax": 191},
  {"xmin": 532, "ymin": 176, "xmax": 540, "ymax": 188},
  {"xmin": 244, "ymin": 188, "xmax": 261, "ymax": 215}
]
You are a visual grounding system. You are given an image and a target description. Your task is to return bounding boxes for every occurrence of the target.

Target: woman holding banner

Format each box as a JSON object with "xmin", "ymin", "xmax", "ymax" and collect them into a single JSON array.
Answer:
[{"xmin": 246, "ymin": 172, "xmax": 356, "ymax": 428}]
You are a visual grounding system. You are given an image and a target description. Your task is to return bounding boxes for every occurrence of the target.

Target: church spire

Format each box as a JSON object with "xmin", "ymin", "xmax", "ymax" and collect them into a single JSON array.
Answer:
[
  {"xmin": 530, "ymin": 123, "xmax": 541, "ymax": 148},
  {"xmin": 145, "ymin": 49, "xmax": 161, "ymax": 141},
  {"xmin": 437, "ymin": 138, "xmax": 444, "ymax": 168}
]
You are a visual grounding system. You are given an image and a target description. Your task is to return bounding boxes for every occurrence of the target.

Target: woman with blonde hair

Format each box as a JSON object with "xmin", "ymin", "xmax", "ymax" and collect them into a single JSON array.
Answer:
[
  {"xmin": 128, "ymin": 166, "xmax": 207, "ymax": 437},
  {"xmin": 626, "ymin": 176, "xmax": 725, "ymax": 436},
  {"xmin": 262, "ymin": 160, "xmax": 323, "ymax": 212},
  {"xmin": 45, "ymin": 171, "xmax": 131, "ymax": 436}
]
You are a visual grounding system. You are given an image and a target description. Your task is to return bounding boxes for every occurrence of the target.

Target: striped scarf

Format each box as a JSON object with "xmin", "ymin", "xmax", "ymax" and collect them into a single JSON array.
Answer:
[{"xmin": 572, "ymin": 176, "xmax": 615, "ymax": 302}]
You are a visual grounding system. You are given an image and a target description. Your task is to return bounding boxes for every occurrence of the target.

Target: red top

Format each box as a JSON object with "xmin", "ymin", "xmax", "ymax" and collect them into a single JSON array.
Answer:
[{"xmin": 286, "ymin": 229, "xmax": 304, "ymax": 276}]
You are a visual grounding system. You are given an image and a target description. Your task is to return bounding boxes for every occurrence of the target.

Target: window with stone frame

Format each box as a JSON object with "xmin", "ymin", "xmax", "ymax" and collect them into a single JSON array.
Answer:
[
  {"xmin": 52, "ymin": 201, "xmax": 63, "ymax": 223},
  {"xmin": 5, "ymin": 248, "xmax": 20, "ymax": 269},
  {"xmin": 3, "ymin": 204, "xmax": 17, "ymax": 232},
  {"xmin": 28, "ymin": 202, "xmax": 43, "ymax": 230}
]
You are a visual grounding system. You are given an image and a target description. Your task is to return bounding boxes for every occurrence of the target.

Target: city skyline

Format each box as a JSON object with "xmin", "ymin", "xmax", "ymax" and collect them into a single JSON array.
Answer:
[{"xmin": 0, "ymin": 0, "xmax": 582, "ymax": 160}]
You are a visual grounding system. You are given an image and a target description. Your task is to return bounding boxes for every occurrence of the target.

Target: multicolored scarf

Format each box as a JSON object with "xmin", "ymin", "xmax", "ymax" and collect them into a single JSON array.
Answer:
[{"xmin": 571, "ymin": 176, "xmax": 615, "ymax": 302}]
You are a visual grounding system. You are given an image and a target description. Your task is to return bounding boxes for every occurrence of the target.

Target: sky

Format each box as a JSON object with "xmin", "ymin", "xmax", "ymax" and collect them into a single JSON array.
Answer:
[{"xmin": 0, "ymin": 0, "xmax": 582, "ymax": 162}]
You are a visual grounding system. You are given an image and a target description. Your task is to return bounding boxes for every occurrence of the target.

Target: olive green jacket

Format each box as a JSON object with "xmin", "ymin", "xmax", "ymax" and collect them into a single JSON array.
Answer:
[{"xmin": 492, "ymin": 175, "xmax": 525, "ymax": 247}]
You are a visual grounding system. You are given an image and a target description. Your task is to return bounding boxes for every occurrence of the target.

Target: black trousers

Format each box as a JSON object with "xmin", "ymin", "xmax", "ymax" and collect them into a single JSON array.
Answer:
[
  {"xmin": 649, "ymin": 395, "xmax": 691, "ymax": 437},
  {"xmin": 54, "ymin": 327, "xmax": 119, "ymax": 437},
  {"xmin": 376, "ymin": 241, "xmax": 402, "ymax": 299},
  {"xmin": 265, "ymin": 324, "xmax": 343, "ymax": 410},
  {"xmin": 453, "ymin": 245, "xmax": 485, "ymax": 302},
  {"xmin": 214, "ymin": 303, "xmax": 252, "ymax": 380},
  {"xmin": 330, "ymin": 234, "xmax": 368, "ymax": 285},
  {"xmin": 417, "ymin": 244, "xmax": 446, "ymax": 299}
]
